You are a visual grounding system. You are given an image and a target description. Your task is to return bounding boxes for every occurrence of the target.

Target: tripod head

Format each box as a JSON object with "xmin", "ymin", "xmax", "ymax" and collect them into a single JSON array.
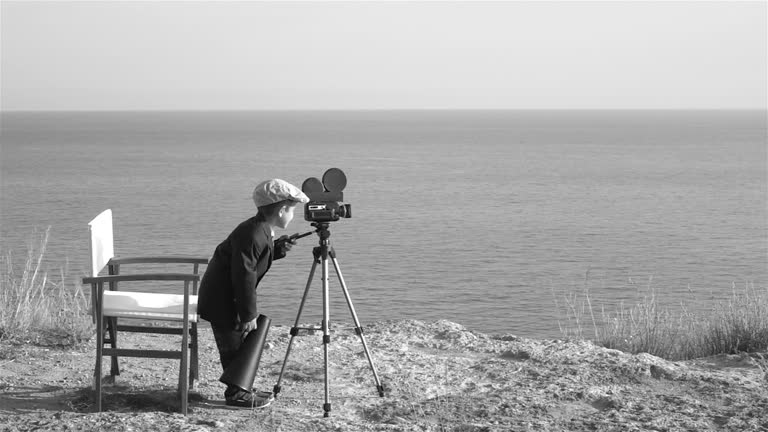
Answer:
[
  {"xmin": 285, "ymin": 224, "xmax": 333, "ymax": 259},
  {"xmin": 310, "ymin": 222, "xmax": 332, "ymax": 242}
]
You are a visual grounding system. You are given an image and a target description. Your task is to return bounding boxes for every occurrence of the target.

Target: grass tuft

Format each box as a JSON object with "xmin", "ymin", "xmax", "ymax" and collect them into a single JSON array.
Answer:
[
  {"xmin": 554, "ymin": 273, "xmax": 768, "ymax": 360},
  {"xmin": 0, "ymin": 227, "xmax": 93, "ymax": 346}
]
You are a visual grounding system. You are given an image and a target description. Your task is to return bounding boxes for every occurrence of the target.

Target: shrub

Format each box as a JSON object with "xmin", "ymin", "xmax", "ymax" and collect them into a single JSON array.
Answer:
[
  {"xmin": 0, "ymin": 227, "xmax": 93, "ymax": 346},
  {"xmin": 554, "ymin": 274, "xmax": 768, "ymax": 360},
  {"xmin": 697, "ymin": 282, "xmax": 768, "ymax": 356}
]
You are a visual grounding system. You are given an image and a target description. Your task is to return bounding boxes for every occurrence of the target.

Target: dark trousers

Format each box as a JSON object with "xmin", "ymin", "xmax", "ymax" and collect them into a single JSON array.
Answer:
[{"xmin": 211, "ymin": 323, "xmax": 247, "ymax": 397}]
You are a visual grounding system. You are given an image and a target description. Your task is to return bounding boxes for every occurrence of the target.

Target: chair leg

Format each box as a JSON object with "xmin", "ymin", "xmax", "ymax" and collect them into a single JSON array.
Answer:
[
  {"xmin": 179, "ymin": 320, "xmax": 190, "ymax": 414},
  {"xmin": 108, "ymin": 317, "xmax": 120, "ymax": 377},
  {"xmin": 95, "ymin": 317, "xmax": 104, "ymax": 412},
  {"xmin": 190, "ymin": 323, "xmax": 198, "ymax": 388},
  {"xmin": 179, "ymin": 361, "xmax": 189, "ymax": 414}
]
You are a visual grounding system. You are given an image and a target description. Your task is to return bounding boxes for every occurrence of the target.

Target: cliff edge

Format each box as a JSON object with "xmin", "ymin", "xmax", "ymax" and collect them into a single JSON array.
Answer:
[{"xmin": 1, "ymin": 319, "xmax": 766, "ymax": 431}]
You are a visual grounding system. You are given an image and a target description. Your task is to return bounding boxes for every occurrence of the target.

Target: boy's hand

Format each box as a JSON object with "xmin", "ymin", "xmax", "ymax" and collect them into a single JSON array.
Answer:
[
  {"xmin": 236, "ymin": 316, "xmax": 260, "ymax": 339},
  {"xmin": 275, "ymin": 235, "xmax": 297, "ymax": 253}
]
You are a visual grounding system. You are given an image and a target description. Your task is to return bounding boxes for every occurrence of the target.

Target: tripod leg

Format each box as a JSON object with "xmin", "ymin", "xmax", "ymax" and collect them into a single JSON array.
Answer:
[
  {"xmin": 273, "ymin": 256, "xmax": 319, "ymax": 398},
  {"xmin": 329, "ymin": 250, "xmax": 385, "ymax": 397},
  {"xmin": 321, "ymin": 250, "xmax": 332, "ymax": 417}
]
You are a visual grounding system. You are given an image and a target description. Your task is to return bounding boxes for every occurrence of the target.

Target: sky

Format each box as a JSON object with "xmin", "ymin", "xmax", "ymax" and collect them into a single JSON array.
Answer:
[{"xmin": 1, "ymin": 1, "xmax": 766, "ymax": 111}]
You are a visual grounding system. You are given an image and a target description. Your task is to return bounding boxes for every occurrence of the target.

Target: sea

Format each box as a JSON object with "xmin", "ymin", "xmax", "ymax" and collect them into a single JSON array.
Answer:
[{"xmin": 1, "ymin": 110, "xmax": 766, "ymax": 338}]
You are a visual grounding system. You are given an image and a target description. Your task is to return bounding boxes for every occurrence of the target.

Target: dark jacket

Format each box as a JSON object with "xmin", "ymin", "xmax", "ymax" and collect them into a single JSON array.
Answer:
[{"xmin": 198, "ymin": 216, "xmax": 287, "ymax": 328}]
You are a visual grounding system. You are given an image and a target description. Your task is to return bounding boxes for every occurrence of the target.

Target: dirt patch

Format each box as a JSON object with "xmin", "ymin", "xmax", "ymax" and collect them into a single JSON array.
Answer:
[{"xmin": 1, "ymin": 319, "xmax": 767, "ymax": 431}]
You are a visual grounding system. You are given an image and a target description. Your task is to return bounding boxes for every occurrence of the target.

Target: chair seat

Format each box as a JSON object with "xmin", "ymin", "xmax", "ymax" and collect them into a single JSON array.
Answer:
[{"xmin": 103, "ymin": 291, "xmax": 198, "ymax": 322}]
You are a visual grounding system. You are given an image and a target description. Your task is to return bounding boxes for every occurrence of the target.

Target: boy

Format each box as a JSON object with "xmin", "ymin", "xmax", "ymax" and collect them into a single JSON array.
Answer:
[{"xmin": 198, "ymin": 178, "xmax": 309, "ymax": 407}]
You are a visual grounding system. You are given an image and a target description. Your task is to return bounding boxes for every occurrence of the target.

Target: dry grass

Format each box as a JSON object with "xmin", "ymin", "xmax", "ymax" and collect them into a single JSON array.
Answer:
[
  {"xmin": 554, "ymin": 272, "xmax": 768, "ymax": 360},
  {"xmin": 696, "ymin": 282, "xmax": 768, "ymax": 356},
  {"xmin": 0, "ymin": 227, "xmax": 93, "ymax": 346}
]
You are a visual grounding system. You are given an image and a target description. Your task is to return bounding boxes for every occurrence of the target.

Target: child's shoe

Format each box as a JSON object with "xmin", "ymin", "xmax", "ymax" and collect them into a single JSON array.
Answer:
[{"xmin": 225, "ymin": 390, "xmax": 274, "ymax": 408}]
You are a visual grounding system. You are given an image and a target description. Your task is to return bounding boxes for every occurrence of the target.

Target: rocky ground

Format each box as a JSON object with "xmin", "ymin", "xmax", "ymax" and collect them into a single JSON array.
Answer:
[{"xmin": 0, "ymin": 319, "xmax": 767, "ymax": 431}]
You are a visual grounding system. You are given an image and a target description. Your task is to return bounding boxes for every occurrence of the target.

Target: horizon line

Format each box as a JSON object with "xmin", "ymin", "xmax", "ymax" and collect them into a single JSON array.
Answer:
[{"xmin": 2, "ymin": 107, "xmax": 766, "ymax": 114}]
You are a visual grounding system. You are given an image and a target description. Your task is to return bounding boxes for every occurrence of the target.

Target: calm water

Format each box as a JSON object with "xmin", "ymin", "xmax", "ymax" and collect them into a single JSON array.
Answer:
[{"xmin": 1, "ymin": 110, "xmax": 766, "ymax": 337}]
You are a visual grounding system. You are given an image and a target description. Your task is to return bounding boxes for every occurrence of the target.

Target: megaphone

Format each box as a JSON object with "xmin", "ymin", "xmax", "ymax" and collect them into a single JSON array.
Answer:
[{"xmin": 219, "ymin": 314, "xmax": 271, "ymax": 391}]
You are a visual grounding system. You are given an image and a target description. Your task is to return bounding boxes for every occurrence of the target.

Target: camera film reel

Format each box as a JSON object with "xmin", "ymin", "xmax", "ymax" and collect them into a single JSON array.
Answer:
[{"xmin": 302, "ymin": 168, "xmax": 347, "ymax": 201}]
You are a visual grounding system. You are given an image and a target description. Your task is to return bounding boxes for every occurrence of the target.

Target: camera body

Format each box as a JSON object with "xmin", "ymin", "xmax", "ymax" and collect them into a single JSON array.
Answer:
[
  {"xmin": 302, "ymin": 168, "xmax": 352, "ymax": 223},
  {"xmin": 305, "ymin": 200, "xmax": 351, "ymax": 222}
]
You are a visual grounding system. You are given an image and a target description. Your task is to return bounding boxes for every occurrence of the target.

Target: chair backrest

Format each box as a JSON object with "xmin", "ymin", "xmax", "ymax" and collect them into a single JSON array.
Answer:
[{"xmin": 88, "ymin": 209, "xmax": 115, "ymax": 277}]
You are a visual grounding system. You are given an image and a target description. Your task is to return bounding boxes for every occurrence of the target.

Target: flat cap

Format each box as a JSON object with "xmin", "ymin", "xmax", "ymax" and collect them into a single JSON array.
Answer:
[
  {"xmin": 253, "ymin": 179, "xmax": 309, "ymax": 207},
  {"xmin": 252, "ymin": 179, "xmax": 309, "ymax": 207}
]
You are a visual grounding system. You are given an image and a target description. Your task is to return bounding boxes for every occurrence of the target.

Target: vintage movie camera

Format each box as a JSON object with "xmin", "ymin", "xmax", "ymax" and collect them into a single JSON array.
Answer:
[{"xmin": 302, "ymin": 168, "xmax": 351, "ymax": 222}]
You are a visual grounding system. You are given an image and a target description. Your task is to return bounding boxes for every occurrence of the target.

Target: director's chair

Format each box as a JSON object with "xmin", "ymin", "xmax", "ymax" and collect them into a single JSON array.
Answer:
[{"xmin": 82, "ymin": 209, "xmax": 208, "ymax": 414}]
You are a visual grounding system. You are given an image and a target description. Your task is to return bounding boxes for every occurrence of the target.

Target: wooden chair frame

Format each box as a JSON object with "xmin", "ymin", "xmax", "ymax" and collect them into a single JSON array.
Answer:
[{"xmin": 83, "ymin": 210, "xmax": 208, "ymax": 414}]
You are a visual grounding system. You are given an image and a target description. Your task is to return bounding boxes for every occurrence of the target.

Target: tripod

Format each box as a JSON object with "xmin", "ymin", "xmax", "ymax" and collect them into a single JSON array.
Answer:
[{"xmin": 273, "ymin": 222, "xmax": 385, "ymax": 417}]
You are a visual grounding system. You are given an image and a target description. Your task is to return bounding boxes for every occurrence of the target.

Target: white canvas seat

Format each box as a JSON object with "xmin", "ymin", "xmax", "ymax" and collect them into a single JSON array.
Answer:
[
  {"xmin": 82, "ymin": 209, "xmax": 208, "ymax": 414},
  {"xmin": 102, "ymin": 291, "xmax": 199, "ymax": 321}
]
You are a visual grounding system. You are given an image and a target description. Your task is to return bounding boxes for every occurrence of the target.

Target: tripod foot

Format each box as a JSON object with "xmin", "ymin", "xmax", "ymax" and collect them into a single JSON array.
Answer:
[
  {"xmin": 323, "ymin": 403, "xmax": 331, "ymax": 418},
  {"xmin": 273, "ymin": 384, "xmax": 281, "ymax": 398},
  {"xmin": 377, "ymin": 384, "xmax": 385, "ymax": 397}
]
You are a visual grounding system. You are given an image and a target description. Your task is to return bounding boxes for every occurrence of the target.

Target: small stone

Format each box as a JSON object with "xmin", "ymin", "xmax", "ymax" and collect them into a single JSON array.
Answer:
[
  {"xmin": 591, "ymin": 396, "xmax": 622, "ymax": 411},
  {"xmin": 501, "ymin": 350, "xmax": 530, "ymax": 361}
]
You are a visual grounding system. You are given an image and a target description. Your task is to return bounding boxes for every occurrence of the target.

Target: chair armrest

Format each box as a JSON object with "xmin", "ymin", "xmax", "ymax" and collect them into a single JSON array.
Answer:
[
  {"xmin": 83, "ymin": 273, "xmax": 201, "ymax": 284},
  {"xmin": 109, "ymin": 256, "xmax": 209, "ymax": 265}
]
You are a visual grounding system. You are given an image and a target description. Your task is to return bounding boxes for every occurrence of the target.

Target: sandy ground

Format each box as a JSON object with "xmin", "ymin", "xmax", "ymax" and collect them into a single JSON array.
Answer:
[{"xmin": 1, "ymin": 319, "xmax": 767, "ymax": 431}]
